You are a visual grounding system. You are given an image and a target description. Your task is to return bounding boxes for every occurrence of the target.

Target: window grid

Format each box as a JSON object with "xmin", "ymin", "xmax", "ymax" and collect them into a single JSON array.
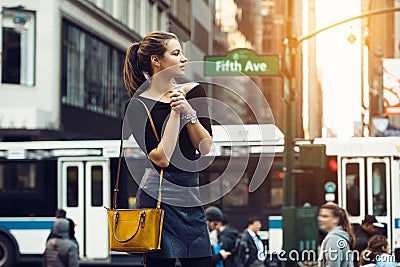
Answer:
[{"xmin": 62, "ymin": 21, "xmax": 126, "ymax": 118}]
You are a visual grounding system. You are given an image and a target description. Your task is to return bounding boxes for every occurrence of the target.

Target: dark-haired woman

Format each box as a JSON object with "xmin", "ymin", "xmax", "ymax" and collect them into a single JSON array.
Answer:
[
  {"xmin": 359, "ymin": 235, "xmax": 395, "ymax": 267},
  {"xmin": 123, "ymin": 31, "xmax": 213, "ymax": 267},
  {"xmin": 318, "ymin": 203, "xmax": 355, "ymax": 267}
]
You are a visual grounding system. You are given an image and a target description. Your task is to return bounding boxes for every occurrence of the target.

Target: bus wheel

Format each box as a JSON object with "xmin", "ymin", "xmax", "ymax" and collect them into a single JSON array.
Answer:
[{"xmin": 0, "ymin": 235, "xmax": 15, "ymax": 267}]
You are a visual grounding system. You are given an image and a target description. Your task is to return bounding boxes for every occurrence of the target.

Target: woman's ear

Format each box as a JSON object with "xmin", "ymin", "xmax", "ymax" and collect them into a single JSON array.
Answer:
[{"xmin": 151, "ymin": 55, "xmax": 160, "ymax": 67}]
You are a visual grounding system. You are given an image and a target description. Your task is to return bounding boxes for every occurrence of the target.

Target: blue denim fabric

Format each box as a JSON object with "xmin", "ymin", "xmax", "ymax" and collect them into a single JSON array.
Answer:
[{"xmin": 136, "ymin": 169, "xmax": 212, "ymax": 258}]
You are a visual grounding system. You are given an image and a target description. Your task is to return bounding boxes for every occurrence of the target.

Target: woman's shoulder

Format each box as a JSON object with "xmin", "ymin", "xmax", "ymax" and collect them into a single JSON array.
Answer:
[
  {"xmin": 325, "ymin": 229, "xmax": 350, "ymax": 246},
  {"xmin": 181, "ymin": 82, "xmax": 207, "ymax": 98}
]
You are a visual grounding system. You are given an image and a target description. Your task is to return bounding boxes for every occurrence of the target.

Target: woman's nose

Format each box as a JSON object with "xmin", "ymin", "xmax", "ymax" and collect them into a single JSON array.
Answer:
[{"xmin": 181, "ymin": 54, "xmax": 187, "ymax": 62}]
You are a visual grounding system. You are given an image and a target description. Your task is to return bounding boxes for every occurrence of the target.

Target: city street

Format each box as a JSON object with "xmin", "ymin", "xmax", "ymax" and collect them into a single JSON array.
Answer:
[{"xmin": 2, "ymin": 0, "xmax": 400, "ymax": 266}]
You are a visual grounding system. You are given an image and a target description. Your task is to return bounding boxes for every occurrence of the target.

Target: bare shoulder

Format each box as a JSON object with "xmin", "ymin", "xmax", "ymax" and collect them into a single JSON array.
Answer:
[{"xmin": 175, "ymin": 82, "xmax": 200, "ymax": 94}]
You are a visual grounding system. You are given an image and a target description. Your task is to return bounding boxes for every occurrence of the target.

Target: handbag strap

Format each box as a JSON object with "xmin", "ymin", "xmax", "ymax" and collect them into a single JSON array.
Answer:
[{"xmin": 112, "ymin": 98, "xmax": 164, "ymax": 210}]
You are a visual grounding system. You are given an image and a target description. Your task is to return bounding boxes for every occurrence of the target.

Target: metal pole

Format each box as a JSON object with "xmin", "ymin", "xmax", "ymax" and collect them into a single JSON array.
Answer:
[
  {"xmin": 282, "ymin": 0, "xmax": 297, "ymax": 258},
  {"xmin": 283, "ymin": 0, "xmax": 296, "ymax": 209}
]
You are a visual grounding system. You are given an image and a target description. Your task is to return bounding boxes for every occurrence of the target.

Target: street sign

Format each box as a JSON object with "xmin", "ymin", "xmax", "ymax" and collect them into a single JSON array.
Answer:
[{"xmin": 204, "ymin": 48, "xmax": 279, "ymax": 76}]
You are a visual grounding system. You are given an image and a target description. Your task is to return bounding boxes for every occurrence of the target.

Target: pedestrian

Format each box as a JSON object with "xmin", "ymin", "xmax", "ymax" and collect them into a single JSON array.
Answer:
[
  {"xmin": 359, "ymin": 235, "xmax": 395, "ymax": 267},
  {"xmin": 43, "ymin": 218, "xmax": 79, "ymax": 267},
  {"xmin": 47, "ymin": 209, "xmax": 80, "ymax": 256},
  {"xmin": 124, "ymin": 31, "xmax": 213, "ymax": 267},
  {"xmin": 219, "ymin": 214, "xmax": 241, "ymax": 267},
  {"xmin": 205, "ymin": 206, "xmax": 232, "ymax": 267},
  {"xmin": 318, "ymin": 202, "xmax": 355, "ymax": 267},
  {"xmin": 240, "ymin": 216, "xmax": 266, "ymax": 267},
  {"xmin": 354, "ymin": 215, "xmax": 385, "ymax": 254},
  {"xmin": 47, "ymin": 209, "xmax": 66, "ymax": 241}
]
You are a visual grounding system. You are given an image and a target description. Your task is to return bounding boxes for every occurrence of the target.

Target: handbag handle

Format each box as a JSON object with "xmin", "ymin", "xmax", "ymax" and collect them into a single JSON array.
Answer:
[
  {"xmin": 112, "ymin": 210, "xmax": 145, "ymax": 243},
  {"xmin": 112, "ymin": 99, "xmax": 164, "ymax": 210}
]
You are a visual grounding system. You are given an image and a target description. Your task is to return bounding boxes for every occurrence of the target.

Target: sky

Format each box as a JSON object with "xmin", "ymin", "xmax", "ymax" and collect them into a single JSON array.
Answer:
[{"xmin": 315, "ymin": 0, "xmax": 362, "ymax": 137}]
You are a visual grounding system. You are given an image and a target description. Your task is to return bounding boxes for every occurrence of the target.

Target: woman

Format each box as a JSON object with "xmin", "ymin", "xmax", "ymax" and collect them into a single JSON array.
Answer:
[
  {"xmin": 359, "ymin": 235, "xmax": 395, "ymax": 267},
  {"xmin": 318, "ymin": 203, "xmax": 355, "ymax": 267},
  {"xmin": 123, "ymin": 31, "xmax": 213, "ymax": 267}
]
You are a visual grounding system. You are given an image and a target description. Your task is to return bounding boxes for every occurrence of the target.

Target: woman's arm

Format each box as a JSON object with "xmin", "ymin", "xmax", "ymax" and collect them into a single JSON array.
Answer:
[
  {"xmin": 147, "ymin": 109, "xmax": 180, "ymax": 168},
  {"xmin": 184, "ymin": 117, "xmax": 213, "ymax": 155},
  {"xmin": 179, "ymin": 84, "xmax": 213, "ymax": 155}
]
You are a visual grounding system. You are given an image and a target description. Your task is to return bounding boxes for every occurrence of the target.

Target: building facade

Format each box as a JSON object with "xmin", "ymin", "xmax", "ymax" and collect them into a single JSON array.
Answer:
[
  {"xmin": 367, "ymin": 0, "xmax": 399, "ymax": 136},
  {"xmin": 0, "ymin": 0, "xmax": 168, "ymax": 141}
]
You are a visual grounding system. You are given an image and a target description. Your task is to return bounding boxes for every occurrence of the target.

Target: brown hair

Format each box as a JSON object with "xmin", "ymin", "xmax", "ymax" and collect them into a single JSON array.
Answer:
[
  {"xmin": 123, "ymin": 31, "xmax": 178, "ymax": 98},
  {"xmin": 359, "ymin": 235, "xmax": 389, "ymax": 265},
  {"xmin": 320, "ymin": 202, "xmax": 355, "ymax": 249}
]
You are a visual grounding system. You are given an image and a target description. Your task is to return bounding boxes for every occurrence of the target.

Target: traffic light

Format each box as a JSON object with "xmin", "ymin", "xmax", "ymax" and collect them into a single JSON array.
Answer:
[{"xmin": 298, "ymin": 144, "xmax": 326, "ymax": 169}]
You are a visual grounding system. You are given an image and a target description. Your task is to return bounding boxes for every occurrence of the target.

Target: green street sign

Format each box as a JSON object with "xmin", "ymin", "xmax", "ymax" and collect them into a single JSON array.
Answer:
[{"xmin": 204, "ymin": 48, "xmax": 279, "ymax": 76}]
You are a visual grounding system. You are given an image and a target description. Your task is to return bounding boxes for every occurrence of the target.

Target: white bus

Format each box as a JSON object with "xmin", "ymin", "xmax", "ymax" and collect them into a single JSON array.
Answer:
[
  {"xmin": 315, "ymin": 137, "xmax": 400, "ymax": 260},
  {"xmin": 268, "ymin": 137, "xmax": 400, "ymax": 262},
  {"xmin": 0, "ymin": 124, "xmax": 282, "ymax": 266}
]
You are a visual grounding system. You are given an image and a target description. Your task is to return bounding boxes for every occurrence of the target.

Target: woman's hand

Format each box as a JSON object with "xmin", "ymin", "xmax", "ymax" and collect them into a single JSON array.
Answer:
[{"xmin": 169, "ymin": 87, "xmax": 192, "ymax": 114}]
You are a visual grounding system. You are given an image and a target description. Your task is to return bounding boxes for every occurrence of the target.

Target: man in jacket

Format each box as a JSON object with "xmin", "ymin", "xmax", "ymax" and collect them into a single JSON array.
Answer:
[
  {"xmin": 354, "ymin": 215, "xmax": 384, "ymax": 253},
  {"xmin": 205, "ymin": 206, "xmax": 231, "ymax": 267},
  {"xmin": 219, "ymin": 215, "xmax": 241, "ymax": 267},
  {"xmin": 44, "ymin": 218, "xmax": 79, "ymax": 267},
  {"xmin": 241, "ymin": 216, "xmax": 265, "ymax": 267}
]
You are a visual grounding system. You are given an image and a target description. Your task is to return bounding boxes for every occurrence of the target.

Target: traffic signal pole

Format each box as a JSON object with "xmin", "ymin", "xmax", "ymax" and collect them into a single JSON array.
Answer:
[
  {"xmin": 283, "ymin": 0, "xmax": 296, "ymax": 209},
  {"xmin": 281, "ymin": 0, "xmax": 297, "ymax": 257}
]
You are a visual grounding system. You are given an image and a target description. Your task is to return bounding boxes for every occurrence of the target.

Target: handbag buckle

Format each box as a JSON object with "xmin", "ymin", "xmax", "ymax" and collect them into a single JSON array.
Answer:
[{"xmin": 140, "ymin": 211, "xmax": 146, "ymax": 228}]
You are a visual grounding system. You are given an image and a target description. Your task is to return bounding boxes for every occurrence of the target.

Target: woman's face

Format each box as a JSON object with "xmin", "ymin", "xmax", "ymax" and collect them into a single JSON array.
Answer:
[
  {"xmin": 157, "ymin": 39, "xmax": 187, "ymax": 78},
  {"xmin": 318, "ymin": 208, "xmax": 339, "ymax": 232}
]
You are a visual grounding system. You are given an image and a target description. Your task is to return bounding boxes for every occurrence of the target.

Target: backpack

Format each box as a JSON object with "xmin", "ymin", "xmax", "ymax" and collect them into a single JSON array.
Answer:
[{"xmin": 233, "ymin": 233, "xmax": 250, "ymax": 267}]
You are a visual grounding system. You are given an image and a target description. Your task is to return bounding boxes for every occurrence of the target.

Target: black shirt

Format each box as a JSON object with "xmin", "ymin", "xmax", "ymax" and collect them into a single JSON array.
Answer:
[{"xmin": 126, "ymin": 84, "xmax": 212, "ymax": 172}]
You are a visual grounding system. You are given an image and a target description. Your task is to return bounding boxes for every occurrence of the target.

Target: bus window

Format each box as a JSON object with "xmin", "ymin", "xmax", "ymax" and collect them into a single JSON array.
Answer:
[
  {"xmin": 91, "ymin": 165, "xmax": 103, "ymax": 207},
  {"xmin": 0, "ymin": 161, "xmax": 56, "ymax": 216},
  {"xmin": 67, "ymin": 166, "xmax": 79, "ymax": 207},
  {"xmin": 0, "ymin": 164, "xmax": 36, "ymax": 192},
  {"xmin": 346, "ymin": 163, "xmax": 360, "ymax": 216},
  {"xmin": 372, "ymin": 163, "xmax": 386, "ymax": 216}
]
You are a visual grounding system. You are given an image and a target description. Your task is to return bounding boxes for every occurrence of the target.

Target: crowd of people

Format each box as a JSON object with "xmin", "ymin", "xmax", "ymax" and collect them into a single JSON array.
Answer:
[
  {"xmin": 318, "ymin": 203, "xmax": 395, "ymax": 267},
  {"xmin": 203, "ymin": 203, "xmax": 397, "ymax": 267},
  {"xmin": 205, "ymin": 206, "xmax": 268, "ymax": 267}
]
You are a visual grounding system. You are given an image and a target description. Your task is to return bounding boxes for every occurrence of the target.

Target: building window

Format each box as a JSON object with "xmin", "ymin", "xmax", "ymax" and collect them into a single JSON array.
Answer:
[
  {"xmin": 170, "ymin": 0, "xmax": 191, "ymax": 31},
  {"xmin": 148, "ymin": 2, "xmax": 153, "ymax": 33},
  {"xmin": 61, "ymin": 20, "xmax": 126, "ymax": 118},
  {"xmin": 157, "ymin": 7, "xmax": 163, "ymax": 30},
  {"xmin": 1, "ymin": 9, "xmax": 35, "ymax": 86},
  {"xmin": 134, "ymin": 0, "xmax": 141, "ymax": 31}
]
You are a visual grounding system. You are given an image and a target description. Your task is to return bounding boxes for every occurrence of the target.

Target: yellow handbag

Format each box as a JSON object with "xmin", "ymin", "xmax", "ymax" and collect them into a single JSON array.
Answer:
[{"xmin": 106, "ymin": 99, "xmax": 164, "ymax": 253}]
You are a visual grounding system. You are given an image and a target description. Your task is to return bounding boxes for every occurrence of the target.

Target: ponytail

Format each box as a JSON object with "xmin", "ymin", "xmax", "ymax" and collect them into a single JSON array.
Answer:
[
  {"xmin": 320, "ymin": 203, "xmax": 355, "ymax": 249},
  {"xmin": 338, "ymin": 208, "xmax": 355, "ymax": 249},
  {"xmin": 123, "ymin": 42, "xmax": 146, "ymax": 98}
]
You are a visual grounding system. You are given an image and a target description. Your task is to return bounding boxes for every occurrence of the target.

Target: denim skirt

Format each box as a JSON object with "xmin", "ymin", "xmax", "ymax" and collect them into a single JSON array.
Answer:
[{"xmin": 135, "ymin": 168, "xmax": 211, "ymax": 258}]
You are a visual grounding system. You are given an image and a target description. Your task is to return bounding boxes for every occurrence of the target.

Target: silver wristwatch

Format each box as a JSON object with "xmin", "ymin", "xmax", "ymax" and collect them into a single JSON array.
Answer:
[{"xmin": 182, "ymin": 110, "xmax": 197, "ymax": 124}]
